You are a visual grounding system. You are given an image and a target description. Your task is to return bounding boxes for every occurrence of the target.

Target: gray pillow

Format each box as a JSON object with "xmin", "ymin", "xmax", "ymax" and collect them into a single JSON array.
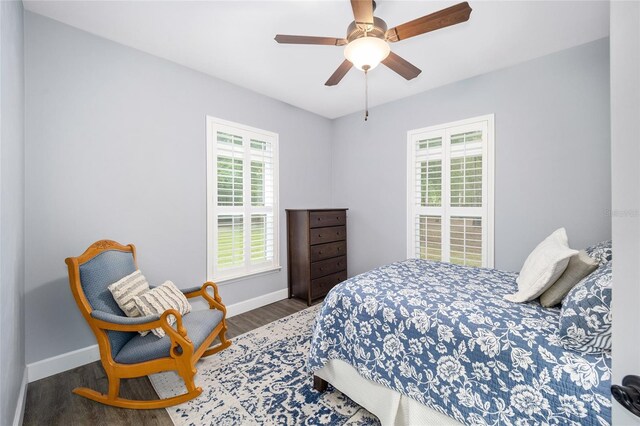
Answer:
[{"xmin": 539, "ymin": 250, "xmax": 599, "ymax": 307}]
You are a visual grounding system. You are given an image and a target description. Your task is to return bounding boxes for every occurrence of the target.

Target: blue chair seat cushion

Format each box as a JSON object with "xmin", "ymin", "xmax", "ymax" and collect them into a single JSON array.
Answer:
[{"xmin": 114, "ymin": 309, "xmax": 224, "ymax": 364}]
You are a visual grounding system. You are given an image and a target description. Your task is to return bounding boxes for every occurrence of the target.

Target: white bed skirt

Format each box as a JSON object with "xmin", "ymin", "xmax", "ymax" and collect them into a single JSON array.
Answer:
[{"xmin": 315, "ymin": 359, "xmax": 463, "ymax": 426}]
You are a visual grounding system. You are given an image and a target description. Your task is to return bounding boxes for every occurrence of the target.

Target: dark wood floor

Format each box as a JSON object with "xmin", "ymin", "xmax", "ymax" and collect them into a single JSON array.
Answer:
[{"xmin": 24, "ymin": 298, "xmax": 310, "ymax": 426}]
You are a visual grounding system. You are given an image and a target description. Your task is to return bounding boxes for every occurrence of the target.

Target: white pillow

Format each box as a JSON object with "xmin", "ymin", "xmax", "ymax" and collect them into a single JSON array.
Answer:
[
  {"xmin": 504, "ymin": 228, "xmax": 578, "ymax": 303},
  {"xmin": 133, "ymin": 280, "xmax": 192, "ymax": 338},
  {"xmin": 108, "ymin": 269, "xmax": 150, "ymax": 317}
]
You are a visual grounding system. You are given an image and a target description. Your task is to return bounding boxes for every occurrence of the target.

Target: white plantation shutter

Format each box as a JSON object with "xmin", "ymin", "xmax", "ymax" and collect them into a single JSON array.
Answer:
[
  {"xmin": 207, "ymin": 117, "xmax": 279, "ymax": 282},
  {"xmin": 217, "ymin": 215, "xmax": 244, "ymax": 268},
  {"xmin": 415, "ymin": 215, "xmax": 442, "ymax": 261},
  {"xmin": 249, "ymin": 138, "xmax": 275, "ymax": 265},
  {"xmin": 413, "ymin": 134, "xmax": 444, "ymax": 262},
  {"xmin": 450, "ymin": 216, "xmax": 483, "ymax": 267},
  {"xmin": 407, "ymin": 115, "xmax": 494, "ymax": 267}
]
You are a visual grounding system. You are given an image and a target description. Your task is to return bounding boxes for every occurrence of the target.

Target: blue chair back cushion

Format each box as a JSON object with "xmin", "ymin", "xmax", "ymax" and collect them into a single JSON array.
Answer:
[{"xmin": 79, "ymin": 250, "xmax": 137, "ymax": 357}]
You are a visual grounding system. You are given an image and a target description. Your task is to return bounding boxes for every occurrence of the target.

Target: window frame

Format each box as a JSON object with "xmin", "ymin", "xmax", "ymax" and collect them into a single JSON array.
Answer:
[
  {"xmin": 406, "ymin": 114, "xmax": 495, "ymax": 268},
  {"xmin": 206, "ymin": 116, "xmax": 280, "ymax": 283}
]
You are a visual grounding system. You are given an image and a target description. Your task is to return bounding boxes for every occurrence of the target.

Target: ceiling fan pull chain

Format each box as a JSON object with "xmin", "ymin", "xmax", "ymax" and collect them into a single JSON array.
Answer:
[{"xmin": 363, "ymin": 65, "xmax": 370, "ymax": 121}]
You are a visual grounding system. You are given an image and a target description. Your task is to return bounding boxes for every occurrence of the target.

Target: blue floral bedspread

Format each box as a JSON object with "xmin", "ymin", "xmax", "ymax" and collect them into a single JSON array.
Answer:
[{"xmin": 308, "ymin": 259, "xmax": 611, "ymax": 426}]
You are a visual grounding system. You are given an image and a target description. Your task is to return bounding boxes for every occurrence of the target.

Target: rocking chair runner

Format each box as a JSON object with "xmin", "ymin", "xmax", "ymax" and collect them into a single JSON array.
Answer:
[{"xmin": 65, "ymin": 240, "xmax": 231, "ymax": 409}]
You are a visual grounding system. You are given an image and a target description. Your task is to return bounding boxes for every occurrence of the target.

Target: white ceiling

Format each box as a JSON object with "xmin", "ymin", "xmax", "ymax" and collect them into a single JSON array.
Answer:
[{"xmin": 23, "ymin": 1, "xmax": 609, "ymax": 119}]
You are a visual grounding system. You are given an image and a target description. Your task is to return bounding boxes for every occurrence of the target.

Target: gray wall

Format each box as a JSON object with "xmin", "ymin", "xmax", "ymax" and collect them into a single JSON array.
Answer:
[
  {"xmin": 24, "ymin": 12, "xmax": 333, "ymax": 364},
  {"xmin": 331, "ymin": 38, "xmax": 611, "ymax": 275},
  {"xmin": 610, "ymin": 2, "xmax": 640, "ymax": 424},
  {"xmin": 0, "ymin": 0, "xmax": 25, "ymax": 424}
]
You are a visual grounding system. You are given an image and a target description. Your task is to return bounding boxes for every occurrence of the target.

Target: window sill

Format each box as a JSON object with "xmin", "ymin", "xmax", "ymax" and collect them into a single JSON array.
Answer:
[{"xmin": 212, "ymin": 266, "xmax": 282, "ymax": 286}]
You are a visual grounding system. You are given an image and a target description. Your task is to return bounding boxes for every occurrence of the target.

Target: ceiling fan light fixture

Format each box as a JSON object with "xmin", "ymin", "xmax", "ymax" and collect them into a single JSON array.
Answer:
[{"xmin": 343, "ymin": 36, "xmax": 390, "ymax": 71}]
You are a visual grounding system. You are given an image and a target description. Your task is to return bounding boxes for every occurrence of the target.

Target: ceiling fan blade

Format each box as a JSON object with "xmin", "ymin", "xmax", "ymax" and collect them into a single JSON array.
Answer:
[
  {"xmin": 351, "ymin": 0, "xmax": 374, "ymax": 26},
  {"xmin": 386, "ymin": 2, "xmax": 472, "ymax": 42},
  {"xmin": 274, "ymin": 35, "xmax": 347, "ymax": 46},
  {"xmin": 382, "ymin": 52, "xmax": 422, "ymax": 80},
  {"xmin": 325, "ymin": 60, "xmax": 353, "ymax": 86}
]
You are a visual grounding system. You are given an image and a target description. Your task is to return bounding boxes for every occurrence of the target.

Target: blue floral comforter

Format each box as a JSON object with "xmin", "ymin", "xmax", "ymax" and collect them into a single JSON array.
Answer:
[{"xmin": 308, "ymin": 259, "xmax": 611, "ymax": 426}]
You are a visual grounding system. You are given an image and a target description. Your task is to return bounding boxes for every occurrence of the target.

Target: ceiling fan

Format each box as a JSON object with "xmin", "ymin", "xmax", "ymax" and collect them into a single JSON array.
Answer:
[{"xmin": 274, "ymin": 0, "xmax": 473, "ymax": 86}]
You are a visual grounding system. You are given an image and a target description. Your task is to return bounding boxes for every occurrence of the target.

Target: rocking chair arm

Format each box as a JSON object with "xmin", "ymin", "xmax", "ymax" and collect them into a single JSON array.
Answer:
[
  {"xmin": 91, "ymin": 310, "xmax": 167, "ymax": 332},
  {"xmin": 91, "ymin": 310, "xmax": 160, "ymax": 325},
  {"xmin": 159, "ymin": 309, "xmax": 195, "ymax": 357},
  {"xmin": 183, "ymin": 282, "xmax": 226, "ymax": 314},
  {"xmin": 179, "ymin": 285, "xmax": 203, "ymax": 295},
  {"xmin": 150, "ymin": 285, "xmax": 201, "ymax": 295}
]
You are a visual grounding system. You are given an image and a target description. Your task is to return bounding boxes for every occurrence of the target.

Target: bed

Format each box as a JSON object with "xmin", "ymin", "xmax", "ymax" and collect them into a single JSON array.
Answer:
[{"xmin": 308, "ymin": 259, "xmax": 611, "ymax": 426}]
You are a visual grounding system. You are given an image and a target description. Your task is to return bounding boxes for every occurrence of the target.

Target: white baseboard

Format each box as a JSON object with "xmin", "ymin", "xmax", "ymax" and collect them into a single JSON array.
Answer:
[
  {"xmin": 12, "ymin": 368, "xmax": 27, "ymax": 426},
  {"xmin": 226, "ymin": 288, "xmax": 288, "ymax": 318},
  {"xmin": 27, "ymin": 344, "xmax": 100, "ymax": 383},
  {"xmin": 26, "ymin": 288, "xmax": 288, "ymax": 383}
]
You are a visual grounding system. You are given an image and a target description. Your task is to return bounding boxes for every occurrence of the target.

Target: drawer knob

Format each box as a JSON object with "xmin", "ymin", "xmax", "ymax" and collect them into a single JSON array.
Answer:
[{"xmin": 318, "ymin": 251, "xmax": 323, "ymax": 254}]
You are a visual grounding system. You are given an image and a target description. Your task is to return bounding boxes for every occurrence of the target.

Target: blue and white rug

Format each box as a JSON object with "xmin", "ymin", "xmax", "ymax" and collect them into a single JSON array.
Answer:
[{"xmin": 149, "ymin": 304, "xmax": 379, "ymax": 425}]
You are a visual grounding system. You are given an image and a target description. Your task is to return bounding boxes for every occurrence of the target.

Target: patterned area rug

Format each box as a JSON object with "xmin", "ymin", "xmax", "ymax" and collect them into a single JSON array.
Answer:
[{"xmin": 149, "ymin": 304, "xmax": 379, "ymax": 425}]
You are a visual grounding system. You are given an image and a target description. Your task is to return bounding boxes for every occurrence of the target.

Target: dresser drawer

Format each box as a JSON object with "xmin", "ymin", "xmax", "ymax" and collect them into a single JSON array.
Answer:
[
  {"xmin": 311, "ymin": 271, "xmax": 347, "ymax": 299},
  {"xmin": 310, "ymin": 226, "xmax": 346, "ymax": 245},
  {"xmin": 311, "ymin": 255, "xmax": 347, "ymax": 279},
  {"xmin": 310, "ymin": 241, "xmax": 346, "ymax": 262},
  {"xmin": 310, "ymin": 210, "xmax": 346, "ymax": 228}
]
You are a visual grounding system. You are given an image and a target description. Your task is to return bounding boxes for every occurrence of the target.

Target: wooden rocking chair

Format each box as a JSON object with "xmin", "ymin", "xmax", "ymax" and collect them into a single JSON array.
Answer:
[{"xmin": 65, "ymin": 240, "xmax": 231, "ymax": 409}]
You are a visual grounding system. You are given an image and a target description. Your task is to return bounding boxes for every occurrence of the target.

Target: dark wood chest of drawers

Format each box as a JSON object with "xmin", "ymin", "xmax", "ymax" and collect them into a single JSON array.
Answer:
[{"xmin": 286, "ymin": 209, "xmax": 348, "ymax": 305}]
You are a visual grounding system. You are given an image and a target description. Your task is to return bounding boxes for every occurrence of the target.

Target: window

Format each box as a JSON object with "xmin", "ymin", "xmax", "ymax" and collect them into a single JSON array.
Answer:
[
  {"xmin": 207, "ymin": 117, "xmax": 279, "ymax": 282},
  {"xmin": 407, "ymin": 115, "xmax": 494, "ymax": 267}
]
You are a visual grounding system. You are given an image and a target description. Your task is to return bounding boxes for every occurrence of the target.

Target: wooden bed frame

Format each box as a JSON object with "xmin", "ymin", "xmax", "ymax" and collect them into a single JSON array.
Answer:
[{"xmin": 313, "ymin": 375, "xmax": 328, "ymax": 392}]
